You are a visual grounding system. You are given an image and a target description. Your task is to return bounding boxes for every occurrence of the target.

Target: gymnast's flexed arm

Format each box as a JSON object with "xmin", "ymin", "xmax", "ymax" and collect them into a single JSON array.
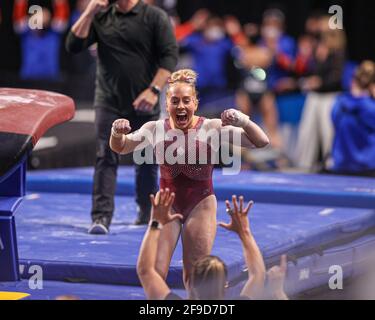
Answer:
[
  {"xmin": 110, "ymin": 119, "xmax": 156, "ymax": 155},
  {"xmin": 208, "ymin": 109, "xmax": 270, "ymax": 149}
]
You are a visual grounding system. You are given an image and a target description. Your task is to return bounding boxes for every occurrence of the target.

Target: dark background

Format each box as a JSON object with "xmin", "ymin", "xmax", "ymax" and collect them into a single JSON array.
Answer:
[{"xmin": 1, "ymin": 0, "xmax": 375, "ymax": 74}]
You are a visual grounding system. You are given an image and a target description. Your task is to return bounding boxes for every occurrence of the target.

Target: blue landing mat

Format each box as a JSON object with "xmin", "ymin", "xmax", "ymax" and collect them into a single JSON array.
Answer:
[
  {"xmin": 16, "ymin": 192, "xmax": 375, "ymax": 288},
  {"xmin": 4, "ymin": 236, "xmax": 375, "ymax": 299},
  {"xmin": 0, "ymin": 280, "xmax": 186, "ymax": 300},
  {"xmin": 26, "ymin": 168, "xmax": 375, "ymax": 208}
]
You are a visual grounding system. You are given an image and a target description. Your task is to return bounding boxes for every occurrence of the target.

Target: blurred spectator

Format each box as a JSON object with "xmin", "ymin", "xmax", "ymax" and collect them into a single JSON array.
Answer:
[
  {"xmin": 259, "ymin": 8, "xmax": 296, "ymax": 94},
  {"xmin": 304, "ymin": 9, "xmax": 326, "ymax": 40},
  {"xmin": 234, "ymin": 8, "xmax": 295, "ymax": 150},
  {"xmin": 295, "ymin": 15, "xmax": 347, "ymax": 172},
  {"xmin": 294, "ymin": 34, "xmax": 315, "ymax": 78},
  {"xmin": 294, "ymin": 11, "xmax": 326, "ymax": 77},
  {"xmin": 177, "ymin": 11, "xmax": 235, "ymax": 106},
  {"xmin": 371, "ymin": 75, "xmax": 375, "ymax": 99},
  {"xmin": 175, "ymin": 9, "xmax": 210, "ymax": 42},
  {"xmin": 243, "ymin": 22, "xmax": 261, "ymax": 44},
  {"xmin": 144, "ymin": 0, "xmax": 178, "ymax": 17},
  {"xmin": 13, "ymin": 0, "xmax": 69, "ymax": 80},
  {"xmin": 330, "ymin": 61, "xmax": 375, "ymax": 176}
]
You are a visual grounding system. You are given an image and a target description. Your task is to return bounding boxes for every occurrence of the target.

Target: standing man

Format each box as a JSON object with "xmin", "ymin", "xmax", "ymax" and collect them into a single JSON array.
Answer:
[{"xmin": 66, "ymin": 0, "xmax": 178, "ymax": 234}]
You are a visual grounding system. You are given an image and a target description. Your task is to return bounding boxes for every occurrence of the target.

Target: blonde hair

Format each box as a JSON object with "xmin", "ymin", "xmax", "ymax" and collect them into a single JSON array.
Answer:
[
  {"xmin": 190, "ymin": 256, "xmax": 228, "ymax": 300},
  {"xmin": 354, "ymin": 60, "xmax": 375, "ymax": 90},
  {"xmin": 166, "ymin": 69, "xmax": 198, "ymax": 99}
]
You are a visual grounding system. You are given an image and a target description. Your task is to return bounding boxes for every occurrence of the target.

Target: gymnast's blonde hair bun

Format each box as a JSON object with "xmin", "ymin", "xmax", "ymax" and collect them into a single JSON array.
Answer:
[{"xmin": 168, "ymin": 69, "xmax": 198, "ymax": 85}]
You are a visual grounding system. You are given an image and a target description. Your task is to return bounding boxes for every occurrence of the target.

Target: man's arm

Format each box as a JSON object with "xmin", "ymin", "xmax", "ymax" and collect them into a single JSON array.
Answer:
[
  {"xmin": 133, "ymin": 68, "xmax": 172, "ymax": 111},
  {"xmin": 65, "ymin": 0, "xmax": 107, "ymax": 53}
]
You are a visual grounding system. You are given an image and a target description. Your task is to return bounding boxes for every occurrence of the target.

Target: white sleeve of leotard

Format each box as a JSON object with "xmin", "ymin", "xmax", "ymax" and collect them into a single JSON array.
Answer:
[
  {"xmin": 204, "ymin": 119, "xmax": 256, "ymax": 149},
  {"xmin": 120, "ymin": 121, "xmax": 158, "ymax": 154}
]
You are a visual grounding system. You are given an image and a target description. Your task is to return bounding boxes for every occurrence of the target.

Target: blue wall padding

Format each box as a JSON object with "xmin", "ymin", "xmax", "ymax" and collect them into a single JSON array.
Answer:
[
  {"xmin": 26, "ymin": 167, "xmax": 375, "ymax": 209},
  {"xmin": 276, "ymin": 93, "xmax": 306, "ymax": 125},
  {"xmin": 16, "ymin": 192, "xmax": 375, "ymax": 289}
]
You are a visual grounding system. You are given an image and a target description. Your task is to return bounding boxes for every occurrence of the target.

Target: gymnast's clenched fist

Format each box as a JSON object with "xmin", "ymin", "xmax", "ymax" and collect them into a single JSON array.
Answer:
[
  {"xmin": 221, "ymin": 108, "xmax": 250, "ymax": 128},
  {"xmin": 111, "ymin": 119, "xmax": 131, "ymax": 138}
]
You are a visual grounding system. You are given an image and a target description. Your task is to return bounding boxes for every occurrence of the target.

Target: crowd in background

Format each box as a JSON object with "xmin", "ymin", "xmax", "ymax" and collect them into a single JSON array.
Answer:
[{"xmin": 7, "ymin": 0, "xmax": 375, "ymax": 176}]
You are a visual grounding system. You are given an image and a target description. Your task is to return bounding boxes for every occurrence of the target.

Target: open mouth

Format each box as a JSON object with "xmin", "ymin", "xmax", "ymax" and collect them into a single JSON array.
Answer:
[{"xmin": 176, "ymin": 113, "xmax": 188, "ymax": 125}]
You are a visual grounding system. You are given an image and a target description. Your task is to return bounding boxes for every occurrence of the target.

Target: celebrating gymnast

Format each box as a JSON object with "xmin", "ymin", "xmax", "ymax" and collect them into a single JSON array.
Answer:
[{"xmin": 110, "ymin": 69, "xmax": 269, "ymax": 287}]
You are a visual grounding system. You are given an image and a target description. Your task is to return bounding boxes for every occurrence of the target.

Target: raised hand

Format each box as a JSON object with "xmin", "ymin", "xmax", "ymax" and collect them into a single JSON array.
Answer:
[
  {"xmin": 218, "ymin": 195, "xmax": 253, "ymax": 236},
  {"xmin": 190, "ymin": 9, "xmax": 210, "ymax": 31},
  {"xmin": 85, "ymin": 0, "xmax": 109, "ymax": 17},
  {"xmin": 112, "ymin": 119, "xmax": 132, "ymax": 137},
  {"xmin": 267, "ymin": 255, "xmax": 288, "ymax": 300},
  {"xmin": 150, "ymin": 189, "xmax": 183, "ymax": 226},
  {"xmin": 221, "ymin": 109, "xmax": 249, "ymax": 128}
]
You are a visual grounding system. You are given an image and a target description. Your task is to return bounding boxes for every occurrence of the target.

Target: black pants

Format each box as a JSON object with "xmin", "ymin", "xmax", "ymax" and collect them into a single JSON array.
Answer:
[{"xmin": 91, "ymin": 107, "xmax": 159, "ymax": 223}]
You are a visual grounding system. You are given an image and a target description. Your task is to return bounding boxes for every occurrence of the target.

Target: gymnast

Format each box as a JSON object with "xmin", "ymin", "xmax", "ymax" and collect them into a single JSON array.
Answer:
[{"xmin": 110, "ymin": 69, "xmax": 269, "ymax": 287}]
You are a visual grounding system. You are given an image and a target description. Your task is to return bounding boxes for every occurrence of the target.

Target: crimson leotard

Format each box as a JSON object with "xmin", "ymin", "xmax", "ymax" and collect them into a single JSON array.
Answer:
[{"xmin": 156, "ymin": 117, "xmax": 214, "ymax": 222}]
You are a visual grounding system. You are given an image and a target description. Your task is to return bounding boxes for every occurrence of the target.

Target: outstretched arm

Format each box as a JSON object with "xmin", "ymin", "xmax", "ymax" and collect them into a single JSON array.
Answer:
[
  {"xmin": 110, "ymin": 119, "xmax": 156, "ymax": 155},
  {"xmin": 219, "ymin": 196, "xmax": 266, "ymax": 299},
  {"xmin": 137, "ymin": 189, "xmax": 183, "ymax": 300}
]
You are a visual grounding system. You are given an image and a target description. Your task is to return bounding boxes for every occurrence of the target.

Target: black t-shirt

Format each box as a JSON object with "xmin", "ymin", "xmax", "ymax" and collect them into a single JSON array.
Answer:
[{"xmin": 66, "ymin": 0, "xmax": 178, "ymax": 116}]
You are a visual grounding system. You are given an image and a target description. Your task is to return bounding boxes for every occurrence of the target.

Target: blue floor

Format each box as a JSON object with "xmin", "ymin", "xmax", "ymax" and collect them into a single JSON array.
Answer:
[
  {"xmin": 15, "ymin": 191, "xmax": 375, "ymax": 288},
  {"xmin": 0, "ymin": 280, "xmax": 187, "ymax": 300},
  {"xmin": 0, "ymin": 168, "xmax": 374, "ymax": 299}
]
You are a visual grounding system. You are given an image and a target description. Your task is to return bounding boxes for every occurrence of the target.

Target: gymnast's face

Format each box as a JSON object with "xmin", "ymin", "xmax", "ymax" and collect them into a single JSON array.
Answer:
[{"xmin": 166, "ymin": 84, "xmax": 198, "ymax": 130}]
